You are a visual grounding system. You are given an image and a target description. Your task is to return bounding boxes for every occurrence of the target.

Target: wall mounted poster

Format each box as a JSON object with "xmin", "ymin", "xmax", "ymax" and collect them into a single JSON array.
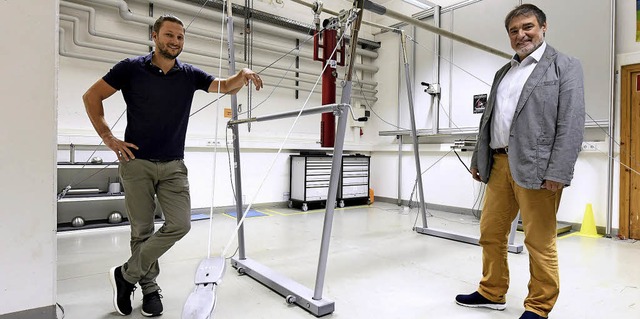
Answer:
[{"xmin": 637, "ymin": 0, "xmax": 640, "ymax": 41}]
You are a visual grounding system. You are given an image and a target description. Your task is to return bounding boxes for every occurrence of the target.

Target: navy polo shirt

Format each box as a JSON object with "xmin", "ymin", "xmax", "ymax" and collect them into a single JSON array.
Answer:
[{"xmin": 103, "ymin": 53, "xmax": 214, "ymax": 161}]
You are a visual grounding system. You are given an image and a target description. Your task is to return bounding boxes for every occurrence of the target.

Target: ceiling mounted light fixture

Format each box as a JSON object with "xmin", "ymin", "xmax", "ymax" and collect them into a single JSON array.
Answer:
[{"xmin": 401, "ymin": 0, "xmax": 436, "ymax": 10}]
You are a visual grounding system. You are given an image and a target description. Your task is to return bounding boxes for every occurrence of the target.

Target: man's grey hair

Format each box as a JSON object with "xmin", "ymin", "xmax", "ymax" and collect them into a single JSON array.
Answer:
[{"xmin": 504, "ymin": 3, "xmax": 547, "ymax": 31}]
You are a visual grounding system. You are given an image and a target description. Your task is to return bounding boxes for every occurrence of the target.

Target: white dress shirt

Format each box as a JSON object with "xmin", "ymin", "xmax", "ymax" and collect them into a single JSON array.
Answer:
[{"xmin": 490, "ymin": 42, "xmax": 547, "ymax": 150}]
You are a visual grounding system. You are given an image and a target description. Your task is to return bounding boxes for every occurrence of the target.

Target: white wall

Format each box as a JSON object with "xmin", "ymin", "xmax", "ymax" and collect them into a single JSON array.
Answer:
[{"xmin": 0, "ymin": 0, "xmax": 58, "ymax": 316}]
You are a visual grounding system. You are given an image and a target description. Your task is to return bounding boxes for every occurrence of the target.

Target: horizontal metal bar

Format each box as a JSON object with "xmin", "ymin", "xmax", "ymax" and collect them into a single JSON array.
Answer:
[
  {"xmin": 415, "ymin": 226, "xmax": 523, "ymax": 254},
  {"xmin": 231, "ymin": 257, "xmax": 335, "ymax": 317},
  {"xmin": 378, "ymin": 127, "xmax": 477, "ymax": 137},
  {"xmin": 363, "ymin": 0, "xmax": 512, "ymax": 59},
  {"xmin": 228, "ymin": 104, "xmax": 344, "ymax": 126},
  {"xmin": 378, "ymin": 119, "xmax": 610, "ymax": 137}
]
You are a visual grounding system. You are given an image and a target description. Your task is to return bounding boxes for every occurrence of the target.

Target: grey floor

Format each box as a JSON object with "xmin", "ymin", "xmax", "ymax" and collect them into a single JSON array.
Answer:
[{"xmin": 57, "ymin": 202, "xmax": 640, "ymax": 319}]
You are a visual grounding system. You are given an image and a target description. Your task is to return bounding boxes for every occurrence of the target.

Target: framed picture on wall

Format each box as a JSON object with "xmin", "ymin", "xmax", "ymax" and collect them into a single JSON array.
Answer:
[{"xmin": 473, "ymin": 94, "xmax": 487, "ymax": 114}]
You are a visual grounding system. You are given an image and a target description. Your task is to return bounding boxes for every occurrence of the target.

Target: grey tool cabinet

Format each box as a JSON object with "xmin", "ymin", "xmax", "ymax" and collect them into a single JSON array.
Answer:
[
  {"xmin": 338, "ymin": 155, "xmax": 371, "ymax": 207},
  {"xmin": 289, "ymin": 154, "xmax": 370, "ymax": 211}
]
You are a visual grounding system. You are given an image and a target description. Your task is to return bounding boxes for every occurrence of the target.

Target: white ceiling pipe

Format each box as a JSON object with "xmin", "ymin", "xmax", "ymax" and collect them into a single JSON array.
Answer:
[
  {"xmin": 55, "ymin": 21, "xmax": 304, "ymax": 89},
  {"xmin": 60, "ymin": 1, "xmax": 376, "ymax": 89},
  {"xmin": 59, "ymin": 28, "xmax": 120, "ymax": 64},
  {"xmin": 81, "ymin": 0, "xmax": 378, "ymax": 73},
  {"xmin": 60, "ymin": 8, "xmax": 377, "ymax": 94},
  {"xmin": 60, "ymin": 14, "xmax": 142, "ymax": 56},
  {"xmin": 61, "ymin": 2, "xmax": 157, "ymax": 46},
  {"xmin": 140, "ymin": 0, "xmax": 379, "ymax": 59},
  {"xmin": 58, "ymin": 27, "xmax": 377, "ymax": 101}
]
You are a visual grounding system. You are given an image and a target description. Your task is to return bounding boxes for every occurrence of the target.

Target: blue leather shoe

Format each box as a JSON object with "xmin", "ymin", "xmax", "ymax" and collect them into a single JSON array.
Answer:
[{"xmin": 519, "ymin": 310, "xmax": 547, "ymax": 319}]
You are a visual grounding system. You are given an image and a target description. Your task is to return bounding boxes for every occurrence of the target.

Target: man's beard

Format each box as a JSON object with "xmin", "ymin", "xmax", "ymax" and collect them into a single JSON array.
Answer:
[
  {"xmin": 158, "ymin": 45, "xmax": 181, "ymax": 60},
  {"xmin": 516, "ymin": 40, "xmax": 542, "ymax": 58}
]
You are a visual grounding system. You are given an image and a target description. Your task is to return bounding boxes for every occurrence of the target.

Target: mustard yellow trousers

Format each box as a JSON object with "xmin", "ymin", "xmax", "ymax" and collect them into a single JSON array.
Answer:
[{"xmin": 477, "ymin": 154, "xmax": 562, "ymax": 318}]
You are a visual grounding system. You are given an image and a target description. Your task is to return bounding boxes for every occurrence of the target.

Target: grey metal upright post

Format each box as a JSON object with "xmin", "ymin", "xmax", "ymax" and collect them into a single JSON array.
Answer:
[
  {"xmin": 397, "ymin": 135, "xmax": 403, "ymax": 205},
  {"xmin": 226, "ymin": 13, "xmax": 246, "ymax": 260},
  {"xmin": 430, "ymin": 6, "xmax": 441, "ymax": 135},
  {"xmin": 606, "ymin": 0, "xmax": 616, "ymax": 237},
  {"xmin": 314, "ymin": 0, "xmax": 364, "ymax": 300},
  {"xmin": 313, "ymin": 86, "xmax": 350, "ymax": 300},
  {"xmin": 399, "ymin": 31, "xmax": 428, "ymax": 227}
]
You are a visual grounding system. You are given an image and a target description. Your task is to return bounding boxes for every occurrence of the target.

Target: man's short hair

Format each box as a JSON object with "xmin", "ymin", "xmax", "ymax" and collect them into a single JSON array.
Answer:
[
  {"xmin": 153, "ymin": 14, "xmax": 184, "ymax": 33},
  {"xmin": 504, "ymin": 4, "xmax": 546, "ymax": 30}
]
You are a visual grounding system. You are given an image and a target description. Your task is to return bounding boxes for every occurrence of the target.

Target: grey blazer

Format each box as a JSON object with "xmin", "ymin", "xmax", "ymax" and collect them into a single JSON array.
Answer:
[{"xmin": 470, "ymin": 44, "xmax": 585, "ymax": 189}]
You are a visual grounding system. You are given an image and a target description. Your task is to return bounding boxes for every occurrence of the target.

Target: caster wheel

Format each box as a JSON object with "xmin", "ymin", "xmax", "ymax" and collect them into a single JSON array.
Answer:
[
  {"xmin": 287, "ymin": 201, "xmax": 293, "ymax": 208},
  {"xmin": 338, "ymin": 200, "xmax": 345, "ymax": 208},
  {"xmin": 237, "ymin": 267, "xmax": 245, "ymax": 275},
  {"xmin": 301, "ymin": 203, "xmax": 308, "ymax": 212},
  {"xmin": 285, "ymin": 295, "xmax": 297, "ymax": 304}
]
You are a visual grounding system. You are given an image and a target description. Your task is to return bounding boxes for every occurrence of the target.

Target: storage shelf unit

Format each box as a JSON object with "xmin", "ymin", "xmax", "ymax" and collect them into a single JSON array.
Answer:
[
  {"xmin": 57, "ymin": 162, "xmax": 164, "ymax": 228},
  {"xmin": 57, "ymin": 162, "xmax": 126, "ymax": 225},
  {"xmin": 289, "ymin": 154, "xmax": 370, "ymax": 211}
]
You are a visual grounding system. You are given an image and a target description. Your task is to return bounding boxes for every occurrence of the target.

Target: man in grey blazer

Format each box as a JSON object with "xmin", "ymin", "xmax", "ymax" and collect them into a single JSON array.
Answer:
[{"xmin": 454, "ymin": 4, "xmax": 585, "ymax": 319}]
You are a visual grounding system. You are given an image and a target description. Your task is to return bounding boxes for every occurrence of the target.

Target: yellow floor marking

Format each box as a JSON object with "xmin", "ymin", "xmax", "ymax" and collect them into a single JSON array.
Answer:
[
  {"xmin": 263, "ymin": 205, "xmax": 370, "ymax": 216},
  {"xmin": 558, "ymin": 232, "xmax": 602, "ymax": 239}
]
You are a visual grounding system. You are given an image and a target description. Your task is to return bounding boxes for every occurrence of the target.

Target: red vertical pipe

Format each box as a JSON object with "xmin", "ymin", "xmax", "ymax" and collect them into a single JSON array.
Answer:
[{"xmin": 320, "ymin": 29, "xmax": 337, "ymax": 148}]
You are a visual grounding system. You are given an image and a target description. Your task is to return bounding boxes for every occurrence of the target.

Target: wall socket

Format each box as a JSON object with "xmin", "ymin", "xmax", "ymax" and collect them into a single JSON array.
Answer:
[
  {"xmin": 581, "ymin": 142, "xmax": 597, "ymax": 151},
  {"xmin": 283, "ymin": 192, "xmax": 290, "ymax": 201}
]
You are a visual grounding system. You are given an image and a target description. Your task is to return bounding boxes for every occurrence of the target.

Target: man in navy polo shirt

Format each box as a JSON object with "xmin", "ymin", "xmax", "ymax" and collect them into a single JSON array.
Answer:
[{"xmin": 82, "ymin": 14, "xmax": 262, "ymax": 317}]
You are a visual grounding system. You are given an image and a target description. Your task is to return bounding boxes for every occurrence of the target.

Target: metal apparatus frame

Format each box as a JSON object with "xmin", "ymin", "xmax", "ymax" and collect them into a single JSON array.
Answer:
[
  {"xmin": 363, "ymin": 0, "xmax": 523, "ymax": 254},
  {"xmin": 227, "ymin": 0, "xmax": 366, "ymax": 316},
  {"xmin": 228, "ymin": 103, "xmax": 348, "ymax": 317},
  {"xmin": 398, "ymin": 29, "xmax": 522, "ymax": 254}
]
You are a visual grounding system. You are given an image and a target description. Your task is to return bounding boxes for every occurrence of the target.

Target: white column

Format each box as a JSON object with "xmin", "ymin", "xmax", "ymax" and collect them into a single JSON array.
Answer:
[{"xmin": 0, "ymin": 0, "xmax": 58, "ymax": 316}]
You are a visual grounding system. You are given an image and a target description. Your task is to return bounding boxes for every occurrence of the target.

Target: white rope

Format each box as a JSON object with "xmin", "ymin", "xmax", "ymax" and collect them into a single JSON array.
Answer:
[
  {"xmin": 182, "ymin": 0, "xmax": 228, "ymax": 316},
  {"xmin": 205, "ymin": 0, "xmax": 227, "ymax": 259}
]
